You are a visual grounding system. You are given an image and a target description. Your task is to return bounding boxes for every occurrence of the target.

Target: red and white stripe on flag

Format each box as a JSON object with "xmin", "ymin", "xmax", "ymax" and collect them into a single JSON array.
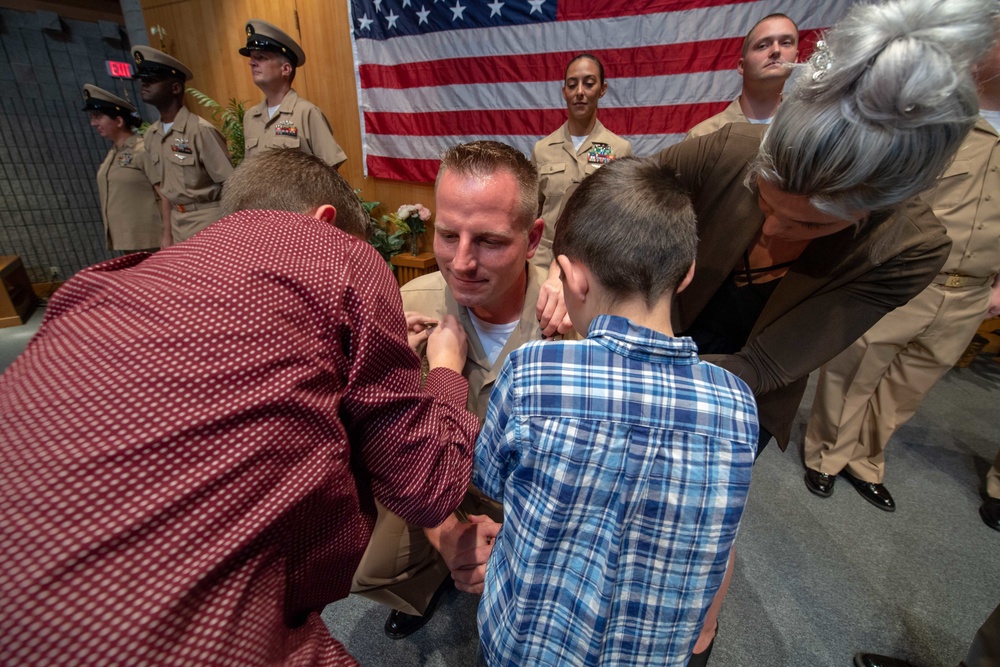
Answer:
[{"xmin": 349, "ymin": 0, "xmax": 855, "ymax": 183}]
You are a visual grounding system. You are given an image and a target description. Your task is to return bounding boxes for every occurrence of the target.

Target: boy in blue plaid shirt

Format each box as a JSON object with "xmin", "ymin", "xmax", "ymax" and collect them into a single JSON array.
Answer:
[{"xmin": 473, "ymin": 158, "xmax": 759, "ymax": 666}]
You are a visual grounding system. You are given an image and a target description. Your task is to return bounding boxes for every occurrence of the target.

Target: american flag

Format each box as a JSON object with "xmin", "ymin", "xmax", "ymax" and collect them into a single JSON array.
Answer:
[{"xmin": 349, "ymin": 0, "xmax": 855, "ymax": 182}]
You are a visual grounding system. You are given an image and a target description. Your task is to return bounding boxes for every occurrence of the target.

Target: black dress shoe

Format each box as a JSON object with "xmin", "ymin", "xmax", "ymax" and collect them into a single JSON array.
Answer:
[
  {"xmin": 804, "ymin": 468, "xmax": 835, "ymax": 497},
  {"xmin": 384, "ymin": 578, "xmax": 454, "ymax": 639},
  {"xmin": 853, "ymin": 652, "xmax": 918, "ymax": 667},
  {"xmin": 841, "ymin": 471, "xmax": 895, "ymax": 512},
  {"xmin": 980, "ymin": 497, "xmax": 1000, "ymax": 532},
  {"xmin": 687, "ymin": 621, "xmax": 717, "ymax": 667}
]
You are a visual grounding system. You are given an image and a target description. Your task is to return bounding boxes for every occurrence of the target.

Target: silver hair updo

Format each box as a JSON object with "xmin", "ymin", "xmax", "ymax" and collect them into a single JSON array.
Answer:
[{"xmin": 755, "ymin": 0, "xmax": 1000, "ymax": 219}]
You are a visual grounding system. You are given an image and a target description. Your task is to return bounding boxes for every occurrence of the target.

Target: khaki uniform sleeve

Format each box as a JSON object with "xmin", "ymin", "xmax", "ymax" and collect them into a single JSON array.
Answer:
[
  {"xmin": 303, "ymin": 106, "xmax": 347, "ymax": 169},
  {"xmin": 197, "ymin": 125, "xmax": 234, "ymax": 184},
  {"xmin": 135, "ymin": 138, "xmax": 160, "ymax": 186}
]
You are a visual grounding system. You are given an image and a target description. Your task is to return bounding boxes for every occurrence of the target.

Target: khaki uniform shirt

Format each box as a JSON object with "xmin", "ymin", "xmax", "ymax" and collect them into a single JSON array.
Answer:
[
  {"xmin": 923, "ymin": 117, "xmax": 1000, "ymax": 280},
  {"xmin": 685, "ymin": 99, "xmax": 749, "ymax": 139},
  {"xmin": 96, "ymin": 134, "xmax": 162, "ymax": 251},
  {"xmin": 531, "ymin": 119, "xmax": 632, "ymax": 268},
  {"xmin": 144, "ymin": 106, "xmax": 233, "ymax": 242},
  {"xmin": 243, "ymin": 89, "xmax": 347, "ymax": 168},
  {"xmin": 400, "ymin": 264, "xmax": 548, "ymax": 421}
]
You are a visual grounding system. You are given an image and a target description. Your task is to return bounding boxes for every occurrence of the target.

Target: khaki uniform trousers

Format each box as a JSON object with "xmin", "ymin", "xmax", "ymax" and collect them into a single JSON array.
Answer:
[
  {"xmin": 804, "ymin": 281, "xmax": 991, "ymax": 483},
  {"xmin": 963, "ymin": 602, "xmax": 1000, "ymax": 667},
  {"xmin": 172, "ymin": 202, "xmax": 223, "ymax": 244},
  {"xmin": 351, "ymin": 486, "xmax": 502, "ymax": 615},
  {"xmin": 988, "ymin": 449, "xmax": 1000, "ymax": 500}
]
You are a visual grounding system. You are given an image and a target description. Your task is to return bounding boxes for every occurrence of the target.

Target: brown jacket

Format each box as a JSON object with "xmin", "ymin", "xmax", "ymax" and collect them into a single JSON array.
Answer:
[{"xmin": 654, "ymin": 123, "xmax": 951, "ymax": 447}]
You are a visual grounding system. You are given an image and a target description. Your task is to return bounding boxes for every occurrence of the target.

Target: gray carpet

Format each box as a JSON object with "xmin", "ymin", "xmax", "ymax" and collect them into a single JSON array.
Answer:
[{"xmin": 2, "ymin": 313, "xmax": 997, "ymax": 667}]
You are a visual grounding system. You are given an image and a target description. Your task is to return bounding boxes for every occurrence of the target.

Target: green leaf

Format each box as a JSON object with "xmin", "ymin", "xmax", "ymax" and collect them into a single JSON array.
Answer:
[{"xmin": 185, "ymin": 87, "xmax": 249, "ymax": 167}]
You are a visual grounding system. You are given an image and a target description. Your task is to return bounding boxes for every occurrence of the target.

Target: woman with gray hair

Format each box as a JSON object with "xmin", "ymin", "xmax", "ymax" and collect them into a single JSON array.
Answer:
[{"xmin": 652, "ymin": 0, "xmax": 999, "ymax": 663}]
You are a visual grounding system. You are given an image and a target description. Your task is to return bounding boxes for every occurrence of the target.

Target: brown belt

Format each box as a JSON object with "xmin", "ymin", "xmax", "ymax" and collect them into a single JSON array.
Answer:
[
  {"xmin": 931, "ymin": 273, "xmax": 993, "ymax": 288},
  {"xmin": 173, "ymin": 201, "xmax": 220, "ymax": 213}
]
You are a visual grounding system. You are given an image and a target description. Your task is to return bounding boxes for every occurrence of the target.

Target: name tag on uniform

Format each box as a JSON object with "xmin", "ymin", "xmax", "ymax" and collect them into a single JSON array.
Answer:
[
  {"xmin": 171, "ymin": 137, "xmax": 192, "ymax": 155},
  {"xmin": 587, "ymin": 142, "xmax": 614, "ymax": 164},
  {"xmin": 275, "ymin": 120, "xmax": 298, "ymax": 137}
]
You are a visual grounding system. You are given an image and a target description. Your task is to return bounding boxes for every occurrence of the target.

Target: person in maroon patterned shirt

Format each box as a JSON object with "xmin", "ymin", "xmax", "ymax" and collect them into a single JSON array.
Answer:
[{"xmin": 0, "ymin": 150, "xmax": 479, "ymax": 665}]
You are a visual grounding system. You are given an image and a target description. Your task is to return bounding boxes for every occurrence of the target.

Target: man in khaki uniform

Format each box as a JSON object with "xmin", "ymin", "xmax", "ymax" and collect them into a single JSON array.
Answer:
[
  {"xmin": 351, "ymin": 141, "xmax": 551, "ymax": 639},
  {"xmin": 803, "ymin": 42, "xmax": 1000, "ymax": 514},
  {"xmin": 239, "ymin": 19, "xmax": 347, "ymax": 169},
  {"xmin": 134, "ymin": 46, "xmax": 233, "ymax": 245},
  {"xmin": 686, "ymin": 14, "xmax": 798, "ymax": 139},
  {"xmin": 82, "ymin": 84, "xmax": 163, "ymax": 251}
]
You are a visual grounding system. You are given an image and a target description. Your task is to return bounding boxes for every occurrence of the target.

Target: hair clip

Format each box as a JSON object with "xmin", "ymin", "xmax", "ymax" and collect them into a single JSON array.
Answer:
[{"xmin": 810, "ymin": 40, "xmax": 834, "ymax": 81}]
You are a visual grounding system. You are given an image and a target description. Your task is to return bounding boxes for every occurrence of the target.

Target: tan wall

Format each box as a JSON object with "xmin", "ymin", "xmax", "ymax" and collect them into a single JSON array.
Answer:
[{"xmin": 139, "ymin": 0, "xmax": 435, "ymax": 244}]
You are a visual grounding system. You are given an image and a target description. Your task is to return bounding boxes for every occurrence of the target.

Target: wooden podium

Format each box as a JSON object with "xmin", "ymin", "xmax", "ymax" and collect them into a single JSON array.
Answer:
[
  {"xmin": 391, "ymin": 252, "xmax": 438, "ymax": 286},
  {"xmin": 0, "ymin": 256, "xmax": 38, "ymax": 328}
]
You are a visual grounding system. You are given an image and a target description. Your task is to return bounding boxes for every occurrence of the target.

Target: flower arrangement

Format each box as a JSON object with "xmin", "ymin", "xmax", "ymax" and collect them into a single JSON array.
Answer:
[{"xmin": 382, "ymin": 203, "xmax": 431, "ymax": 255}]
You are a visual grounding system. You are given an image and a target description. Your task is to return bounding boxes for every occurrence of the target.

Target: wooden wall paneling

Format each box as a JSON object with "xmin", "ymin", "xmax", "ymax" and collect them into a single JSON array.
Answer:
[{"xmin": 140, "ymin": 0, "xmax": 254, "ymax": 126}]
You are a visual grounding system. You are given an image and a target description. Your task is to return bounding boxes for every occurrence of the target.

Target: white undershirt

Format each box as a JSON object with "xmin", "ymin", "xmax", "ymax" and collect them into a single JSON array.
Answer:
[
  {"xmin": 747, "ymin": 116, "xmax": 773, "ymax": 125},
  {"xmin": 468, "ymin": 312, "xmax": 518, "ymax": 366},
  {"xmin": 571, "ymin": 134, "xmax": 589, "ymax": 152},
  {"xmin": 161, "ymin": 121, "xmax": 174, "ymax": 134},
  {"xmin": 267, "ymin": 104, "xmax": 281, "ymax": 119},
  {"xmin": 980, "ymin": 109, "xmax": 1000, "ymax": 133}
]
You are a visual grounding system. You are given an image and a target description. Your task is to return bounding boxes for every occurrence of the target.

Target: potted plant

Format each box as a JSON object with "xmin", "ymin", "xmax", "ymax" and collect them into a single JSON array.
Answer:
[{"xmin": 383, "ymin": 204, "xmax": 431, "ymax": 255}]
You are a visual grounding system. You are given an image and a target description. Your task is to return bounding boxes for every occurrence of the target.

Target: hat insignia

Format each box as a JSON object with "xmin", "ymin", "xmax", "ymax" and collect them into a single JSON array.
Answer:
[
  {"xmin": 134, "ymin": 50, "xmax": 144, "ymax": 63},
  {"xmin": 247, "ymin": 24, "xmax": 255, "ymax": 37}
]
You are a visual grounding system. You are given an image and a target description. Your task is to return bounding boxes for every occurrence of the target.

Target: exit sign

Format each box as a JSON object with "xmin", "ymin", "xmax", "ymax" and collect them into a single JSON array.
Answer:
[{"xmin": 106, "ymin": 60, "xmax": 133, "ymax": 78}]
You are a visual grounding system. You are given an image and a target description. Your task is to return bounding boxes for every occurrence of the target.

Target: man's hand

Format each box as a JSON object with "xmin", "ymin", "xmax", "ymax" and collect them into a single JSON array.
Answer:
[
  {"xmin": 536, "ymin": 260, "xmax": 573, "ymax": 336},
  {"xmin": 425, "ymin": 514, "xmax": 501, "ymax": 594},
  {"xmin": 404, "ymin": 311, "xmax": 439, "ymax": 352},
  {"xmin": 425, "ymin": 314, "xmax": 467, "ymax": 373},
  {"xmin": 987, "ymin": 274, "xmax": 1000, "ymax": 319}
]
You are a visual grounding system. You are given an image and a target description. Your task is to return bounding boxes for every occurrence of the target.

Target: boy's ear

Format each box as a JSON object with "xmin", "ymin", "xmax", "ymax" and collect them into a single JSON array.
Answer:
[
  {"xmin": 311, "ymin": 204, "xmax": 337, "ymax": 225},
  {"xmin": 556, "ymin": 254, "xmax": 589, "ymax": 302},
  {"xmin": 676, "ymin": 260, "xmax": 696, "ymax": 294}
]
